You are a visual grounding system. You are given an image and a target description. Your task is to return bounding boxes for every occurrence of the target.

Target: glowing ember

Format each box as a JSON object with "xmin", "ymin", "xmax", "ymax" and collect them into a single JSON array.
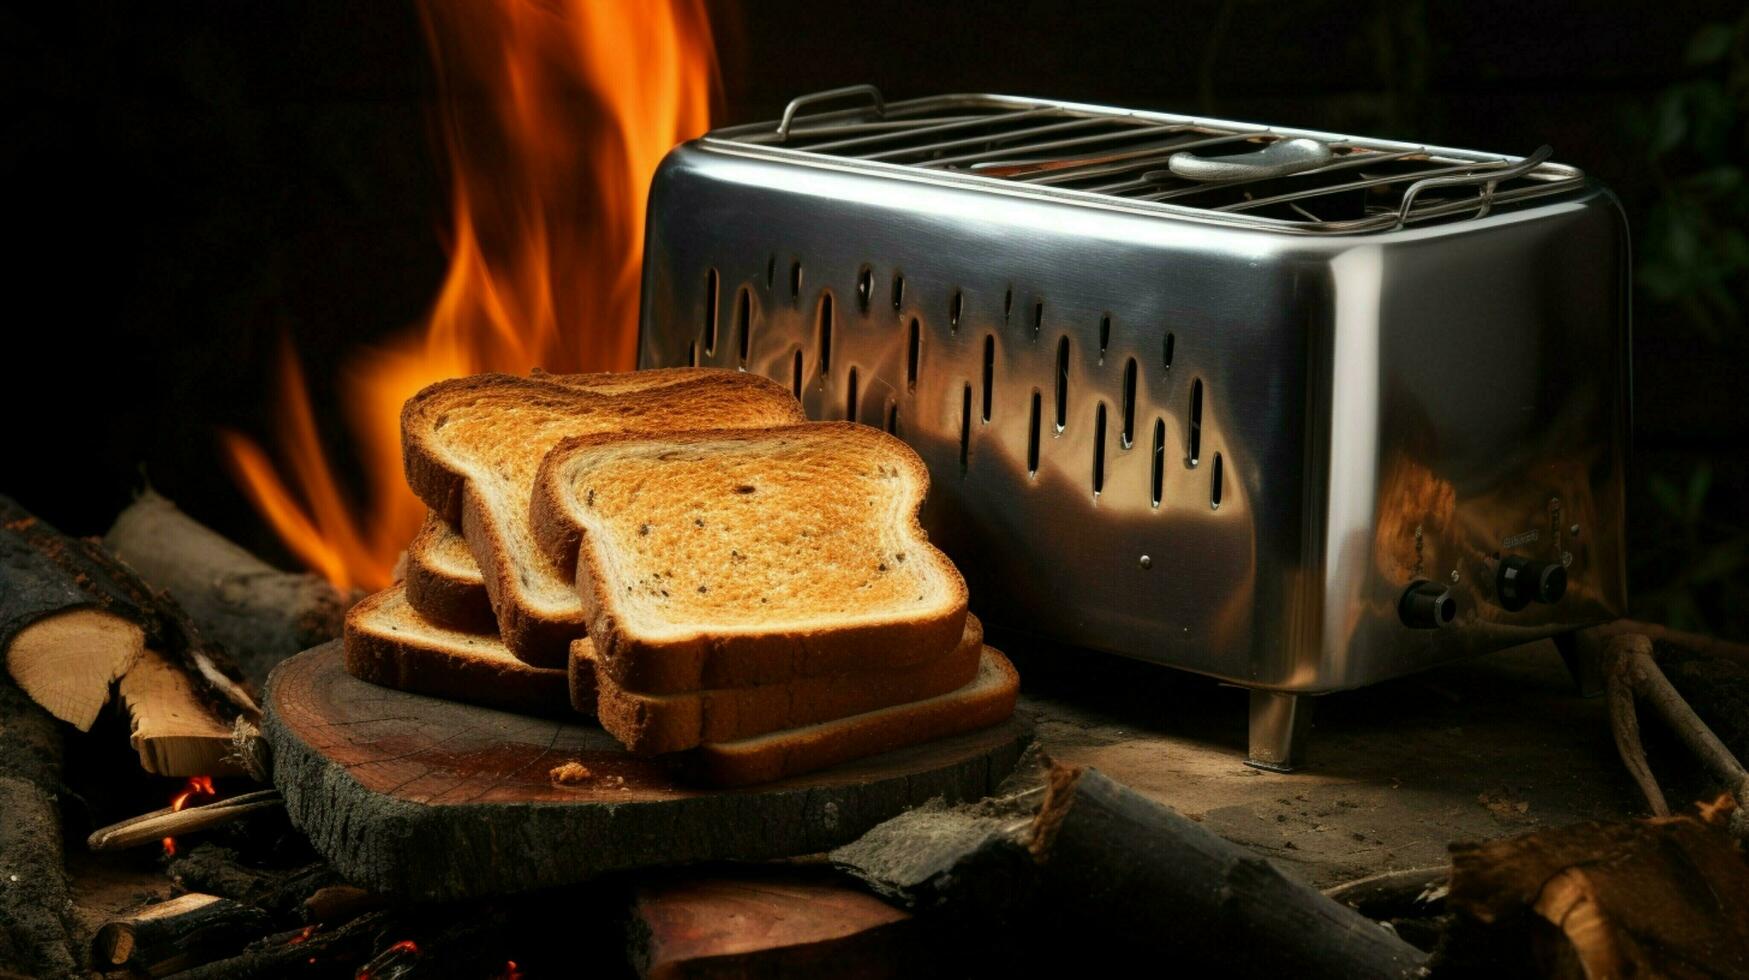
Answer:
[
  {"xmin": 161, "ymin": 775, "xmax": 217, "ymax": 856},
  {"xmin": 225, "ymin": 0, "xmax": 718, "ymax": 591},
  {"xmin": 287, "ymin": 925, "xmax": 319, "ymax": 946}
]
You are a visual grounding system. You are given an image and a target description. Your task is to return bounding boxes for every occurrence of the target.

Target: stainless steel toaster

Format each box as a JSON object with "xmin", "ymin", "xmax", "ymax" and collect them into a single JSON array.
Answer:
[{"xmin": 636, "ymin": 86, "xmax": 1630, "ymax": 769}]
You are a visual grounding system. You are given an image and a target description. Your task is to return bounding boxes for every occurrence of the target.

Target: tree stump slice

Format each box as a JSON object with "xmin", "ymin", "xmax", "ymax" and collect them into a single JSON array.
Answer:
[{"xmin": 263, "ymin": 642, "xmax": 1031, "ymax": 901}]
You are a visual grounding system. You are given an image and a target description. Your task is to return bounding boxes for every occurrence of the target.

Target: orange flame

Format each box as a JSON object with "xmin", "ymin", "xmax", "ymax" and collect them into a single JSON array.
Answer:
[
  {"xmin": 224, "ymin": 0, "xmax": 718, "ymax": 590},
  {"xmin": 161, "ymin": 775, "xmax": 217, "ymax": 856}
]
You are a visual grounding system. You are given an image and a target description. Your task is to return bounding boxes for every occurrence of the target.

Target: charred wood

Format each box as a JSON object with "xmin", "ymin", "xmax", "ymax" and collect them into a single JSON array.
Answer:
[
  {"xmin": 93, "ymin": 892, "xmax": 273, "ymax": 977},
  {"xmin": 0, "ymin": 672, "xmax": 78, "ymax": 977},
  {"xmin": 167, "ymin": 844, "xmax": 338, "ymax": 919}
]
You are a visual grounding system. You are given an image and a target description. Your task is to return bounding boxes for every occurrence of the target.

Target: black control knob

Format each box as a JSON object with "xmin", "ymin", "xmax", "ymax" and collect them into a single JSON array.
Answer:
[
  {"xmin": 1399, "ymin": 580, "xmax": 1456, "ymax": 629},
  {"xmin": 1496, "ymin": 556, "xmax": 1566, "ymax": 611}
]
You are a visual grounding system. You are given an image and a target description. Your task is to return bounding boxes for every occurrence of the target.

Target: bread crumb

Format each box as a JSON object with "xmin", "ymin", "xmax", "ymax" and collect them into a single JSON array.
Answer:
[{"xmin": 550, "ymin": 762, "xmax": 592, "ymax": 786}]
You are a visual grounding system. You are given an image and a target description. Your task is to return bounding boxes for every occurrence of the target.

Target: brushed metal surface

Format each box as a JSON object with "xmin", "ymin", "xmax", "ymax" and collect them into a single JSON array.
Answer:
[{"xmin": 636, "ymin": 131, "xmax": 1630, "ymax": 697}]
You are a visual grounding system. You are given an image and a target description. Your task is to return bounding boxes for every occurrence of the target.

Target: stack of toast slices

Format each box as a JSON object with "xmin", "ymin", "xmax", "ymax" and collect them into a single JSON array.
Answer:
[{"xmin": 342, "ymin": 368, "xmax": 1019, "ymax": 787}]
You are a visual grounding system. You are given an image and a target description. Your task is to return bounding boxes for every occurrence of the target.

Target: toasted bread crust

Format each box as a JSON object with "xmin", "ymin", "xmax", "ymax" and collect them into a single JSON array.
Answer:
[
  {"xmin": 680, "ymin": 647, "xmax": 1019, "ymax": 787},
  {"xmin": 533, "ymin": 422, "xmax": 970, "ymax": 693},
  {"xmin": 584, "ymin": 614, "xmax": 984, "ymax": 754},
  {"xmin": 402, "ymin": 512, "xmax": 496, "ymax": 633},
  {"xmin": 342, "ymin": 585, "xmax": 576, "ymax": 716},
  {"xmin": 400, "ymin": 370, "xmax": 806, "ymax": 668}
]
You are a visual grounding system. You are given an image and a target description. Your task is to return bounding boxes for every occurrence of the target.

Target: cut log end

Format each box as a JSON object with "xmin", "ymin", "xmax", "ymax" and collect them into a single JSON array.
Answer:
[
  {"xmin": 5, "ymin": 607, "xmax": 143, "ymax": 731},
  {"xmin": 120, "ymin": 648, "xmax": 244, "ymax": 776}
]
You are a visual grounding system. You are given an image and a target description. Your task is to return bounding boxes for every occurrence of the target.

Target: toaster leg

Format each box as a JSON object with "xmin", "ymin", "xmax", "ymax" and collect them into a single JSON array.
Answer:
[
  {"xmin": 1554, "ymin": 630, "xmax": 1605, "ymax": 698},
  {"xmin": 1246, "ymin": 691, "xmax": 1314, "ymax": 773}
]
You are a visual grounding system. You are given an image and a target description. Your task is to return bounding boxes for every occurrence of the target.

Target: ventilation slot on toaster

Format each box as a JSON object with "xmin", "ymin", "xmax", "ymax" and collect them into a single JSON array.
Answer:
[
  {"xmin": 1004, "ymin": 287, "xmax": 1013, "ymax": 323},
  {"xmin": 702, "ymin": 269, "xmax": 719, "ymax": 355},
  {"xmin": 1162, "ymin": 331, "xmax": 1176, "ymax": 370},
  {"xmin": 1150, "ymin": 418, "xmax": 1165, "ymax": 508},
  {"xmin": 1092, "ymin": 403, "xmax": 1108, "ymax": 496},
  {"xmin": 765, "ymin": 254, "xmax": 775, "ymax": 290},
  {"xmin": 735, "ymin": 287, "xmax": 752, "ymax": 367},
  {"xmin": 1098, "ymin": 315, "xmax": 1111, "ymax": 361},
  {"xmin": 1027, "ymin": 391, "xmax": 1041, "ymax": 477},
  {"xmin": 885, "ymin": 401, "xmax": 899, "ymax": 435},
  {"xmin": 847, "ymin": 367, "xmax": 860, "ymax": 420},
  {"xmin": 790, "ymin": 349, "xmax": 803, "ymax": 399},
  {"xmin": 1054, "ymin": 336, "xmax": 1070, "ymax": 431},
  {"xmin": 907, "ymin": 318, "xmax": 921, "ymax": 391},
  {"xmin": 1032, "ymin": 301, "xmax": 1044, "ymax": 339},
  {"xmin": 950, "ymin": 290, "xmax": 963, "ymax": 332},
  {"xmin": 1120, "ymin": 357, "xmax": 1137, "ymax": 448},
  {"xmin": 1211, "ymin": 452, "xmax": 1224, "ymax": 509},
  {"xmin": 892, "ymin": 273, "xmax": 906, "ymax": 312},
  {"xmin": 856, "ymin": 267, "xmax": 873, "ymax": 312},
  {"xmin": 817, "ymin": 294, "xmax": 834, "ymax": 378},
  {"xmin": 981, "ymin": 335, "xmax": 994, "ymax": 422},
  {"xmin": 688, "ymin": 341, "xmax": 698, "ymax": 367},
  {"xmin": 1187, "ymin": 377, "xmax": 1203, "ymax": 466},
  {"xmin": 959, "ymin": 383, "xmax": 972, "ymax": 472},
  {"xmin": 789, "ymin": 260, "xmax": 803, "ymax": 298}
]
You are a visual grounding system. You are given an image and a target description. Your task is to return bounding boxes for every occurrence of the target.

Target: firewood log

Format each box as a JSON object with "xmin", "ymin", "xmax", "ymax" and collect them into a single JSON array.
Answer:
[
  {"xmin": 1, "ymin": 495, "xmax": 257, "ymax": 739},
  {"xmin": 105, "ymin": 490, "xmax": 349, "ymax": 685},
  {"xmin": 0, "ymin": 673, "xmax": 78, "ymax": 976},
  {"xmin": 93, "ymin": 892, "xmax": 272, "ymax": 977},
  {"xmin": 832, "ymin": 747, "xmax": 1428, "ymax": 979}
]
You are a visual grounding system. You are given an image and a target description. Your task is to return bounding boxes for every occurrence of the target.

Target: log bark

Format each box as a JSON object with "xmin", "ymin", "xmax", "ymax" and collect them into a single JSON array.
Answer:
[
  {"xmin": 832, "ymin": 750, "xmax": 1428, "ymax": 979},
  {"xmin": 93, "ymin": 892, "xmax": 272, "ymax": 977},
  {"xmin": 106, "ymin": 490, "xmax": 349, "ymax": 685},
  {"xmin": 87, "ymin": 789, "xmax": 284, "ymax": 851},
  {"xmin": 1, "ymin": 495, "xmax": 258, "ymax": 730},
  {"xmin": 166, "ymin": 909, "xmax": 396, "ymax": 980},
  {"xmin": 0, "ymin": 672, "xmax": 78, "ymax": 976},
  {"xmin": 166, "ymin": 844, "xmax": 338, "ymax": 919}
]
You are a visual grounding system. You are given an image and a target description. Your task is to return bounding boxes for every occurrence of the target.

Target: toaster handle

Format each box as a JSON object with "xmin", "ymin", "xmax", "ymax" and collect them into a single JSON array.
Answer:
[
  {"xmin": 777, "ymin": 85, "xmax": 886, "ymax": 141},
  {"xmin": 1396, "ymin": 144, "xmax": 1554, "ymax": 224},
  {"xmin": 1167, "ymin": 137, "xmax": 1333, "ymax": 182}
]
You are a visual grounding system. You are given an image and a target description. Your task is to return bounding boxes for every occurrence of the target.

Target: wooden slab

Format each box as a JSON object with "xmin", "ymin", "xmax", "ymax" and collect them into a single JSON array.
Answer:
[{"xmin": 263, "ymin": 642, "xmax": 1030, "ymax": 901}]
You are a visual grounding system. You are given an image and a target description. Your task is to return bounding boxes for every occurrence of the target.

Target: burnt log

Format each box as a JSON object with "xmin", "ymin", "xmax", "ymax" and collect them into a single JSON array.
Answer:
[
  {"xmin": 1, "ymin": 495, "xmax": 257, "ymax": 733},
  {"xmin": 0, "ymin": 672, "xmax": 78, "ymax": 976},
  {"xmin": 167, "ymin": 909, "xmax": 396, "ymax": 980},
  {"xmin": 93, "ymin": 892, "xmax": 273, "ymax": 977},
  {"xmin": 167, "ymin": 844, "xmax": 338, "ymax": 919},
  {"xmin": 106, "ymin": 490, "xmax": 350, "ymax": 685},
  {"xmin": 832, "ymin": 749, "xmax": 1427, "ymax": 979}
]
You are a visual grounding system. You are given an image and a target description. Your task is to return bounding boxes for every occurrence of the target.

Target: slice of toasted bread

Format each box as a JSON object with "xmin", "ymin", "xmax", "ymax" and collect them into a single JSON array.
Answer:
[
  {"xmin": 400, "ymin": 370, "xmax": 721, "ymax": 632},
  {"xmin": 342, "ymin": 583, "xmax": 585, "ymax": 715},
  {"xmin": 401, "ymin": 370, "xmax": 806, "ymax": 667},
  {"xmin": 532, "ymin": 422, "xmax": 969, "ymax": 694},
  {"xmin": 403, "ymin": 512, "xmax": 495, "ymax": 633},
  {"xmin": 680, "ymin": 647, "xmax": 1018, "ymax": 787},
  {"xmin": 579, "ymin": 614, "xmax": 985, "ymax": 754}
]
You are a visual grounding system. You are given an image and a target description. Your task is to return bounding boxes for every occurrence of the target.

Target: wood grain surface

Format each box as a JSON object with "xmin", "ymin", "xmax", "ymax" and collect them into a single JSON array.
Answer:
[{"xmin": 263, "ymin": 642, "xmax": 1030, "ymax": 900}]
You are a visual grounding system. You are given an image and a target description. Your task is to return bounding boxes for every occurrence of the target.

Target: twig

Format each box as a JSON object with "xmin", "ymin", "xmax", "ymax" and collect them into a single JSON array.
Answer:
[
  {"xmin": 1602, "ymin": 633, "xmax": 1749, "ymax": 836},
  {"xmin": 87, "ymin": 788, "xmax": 283, "ymax": 851}
]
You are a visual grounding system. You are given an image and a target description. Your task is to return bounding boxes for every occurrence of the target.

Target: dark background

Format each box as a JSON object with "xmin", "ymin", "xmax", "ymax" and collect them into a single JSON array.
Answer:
[{"xmin": 4, "ymin": 1, "xmax": 1746, "ymax": 636}]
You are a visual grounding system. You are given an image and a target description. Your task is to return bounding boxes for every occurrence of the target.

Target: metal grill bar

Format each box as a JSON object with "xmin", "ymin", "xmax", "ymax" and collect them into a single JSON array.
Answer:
[{"xmin": 701, "ymin": 88, "xmax": 1587, "ymax": 234}]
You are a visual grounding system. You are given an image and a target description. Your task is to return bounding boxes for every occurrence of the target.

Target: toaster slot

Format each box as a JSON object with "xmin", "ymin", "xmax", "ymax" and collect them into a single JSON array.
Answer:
[
  {"xmin": 906, "ymin": 318, "xmax": 921, "ymax": 391},
  {"xmin": 735, "ymin": 286, "xmax": 751, "ymax": 367},
  {"xmin": 1162, "ymin": 331, "xmax": 1176, "ymax": 370},
  {"xmin": 1092, "ymin": 402, "xmax": 1108, "ymax": 496},
  {"xmin": 1188, "ymin": 377, "xmax": 1203, "ymax": 466},
  {"xmin": 1027, "ymin": 391, "xmax": 1042, "ymax": 477},
  {"xmin": 981, "ymin": 335, "xmax": 994, "ymax": 422},
  {"xmin": 1211, "ymin": 452, "xmax": 1224, "ymax": 509},
  {"xmin": 1150, "ymin": 418, "xmax": 1166, "ymax": 507},
  {"xmin": 1054, "ymin": 335, "xmax": 1070, "ymax": 431},
  {"xmin": 816, "ymin": 293, "xmax": 834, "ymax": 379},
  {"xmin": 702, "ymin": 268, "xmax": 719, "ymax": 355},
  {"xmin": 790, "ymin": 349, "xmax": 802, "ymax": 399},
  {"xmin": 1121, "ymin": 357, "xmax": 1138, "ymax": 448}
]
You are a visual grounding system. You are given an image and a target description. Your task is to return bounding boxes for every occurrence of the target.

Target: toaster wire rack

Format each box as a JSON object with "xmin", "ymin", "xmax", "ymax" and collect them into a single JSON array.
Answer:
[
  {"xmin": 705, "ymin": 85, "xmax": 1586, "ymax": 234},
  {"xmin": 640, "ymin": 86, "xmax": 1628, "ymax": 771}
]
